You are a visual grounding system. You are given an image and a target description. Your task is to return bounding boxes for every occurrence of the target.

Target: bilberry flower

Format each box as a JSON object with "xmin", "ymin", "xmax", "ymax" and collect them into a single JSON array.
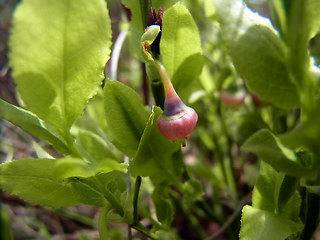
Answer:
[{"xmin": 156, "ymin": 63, "xmax": 198, "ymax": 141}]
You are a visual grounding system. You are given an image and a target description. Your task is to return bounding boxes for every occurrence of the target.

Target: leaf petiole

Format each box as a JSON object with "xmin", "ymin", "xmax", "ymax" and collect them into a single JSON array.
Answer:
[{"xmin": 98, "ymin": 204, "xmax": 112, "ymax": 240}]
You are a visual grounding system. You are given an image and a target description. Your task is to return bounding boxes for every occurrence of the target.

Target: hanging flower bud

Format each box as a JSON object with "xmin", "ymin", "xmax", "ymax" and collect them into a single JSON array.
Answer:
[
  {"xmin": 251, "ymin": 93, "xmax": 266, "ymax": 107},
  {"xmin": 220, "ymin": 90, "xmax": 246, "ymax": 107},
  {"xmin": 156, "ymin": 63, "xmax": 198, "ymax": 141}
]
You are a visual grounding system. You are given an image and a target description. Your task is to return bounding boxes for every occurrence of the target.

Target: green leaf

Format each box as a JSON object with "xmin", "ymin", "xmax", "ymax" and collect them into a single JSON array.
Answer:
[
  {"xmin": 182, "ymin": 179, "xmax": 204, "ymax": 203},
  {"xmin": 241, "ymin": 162, "xmax": 303, "ymax": 240},
  {"xmin": 32, "ymin": 141, "xmax": 55, "ymax": 159},
  {"xmin": 130, "ymin": 106, "xmax": 183, "ymax": 182},
  {"xmin": 152, "ymin": 185, "xmax": 174, "ymax": 226},
  {"xmin": 242, "ymin": 129, "xmax": 316, "ymax": 178},
  {"xmin": 152, "ymin": 0, "xmax": 178, "ymax": 10},
  {"xmin": 214, "ymin": 0, "xmax": 299, "ymax": 109},
  {"xmin": 71, "ymin": 89, "xmax": 109, "ymax": 136},
  {"xmin": 0, "ymin": 98, "xmax": 69, "ymax": 154},
  {"xmin": 122, "ymin": 0, "xmax": 145, "ymax": 59},
  {"xmin": 69, "ymin": 177, "xmax": 108, "ymax": 207},
  {"xmin": 104, "ymin": 80, "xmax": 149, "ymax": 157},
  {"xmin": 239, "ymin": 205, "xmax": 303, "ymax": 240},
  {"xmin": 307, "ymin": 0, "xmax": 320, "ymax": 38},
  {"xmin": 155, "ymin": 230, "xmax": 177, "ymax": 240},
  {"xmin": 53, "ymin": 158, "xmax": 123, "ymax": 180},
  {"xmin": 214, "ymin": 0, "xmax": 274, "ymax": 39},
  {"xmin": 203, "ymin": 0, "xmax": 216, "ymax": 18},
  {"xmin": 251, "ymin": 162, "xmax": 278, "ymax": 213},
  {"xmin": 160, "ymin": 2, "xmax": 203, "ymax": 96},
  {"xmin": 0, "ymin": 158, "xmax": 80, "ymax": 208},
  {"xmin": 252, "ymin": 162, "xmax": 301, "ymax": 221},
  {"xmin": 9, "ymin": 0, "xmax": 112, "ymax": 136},
  {"xmin": 0, "ymin": 157, "xmax": 124, "ymax": 208},
  {"xmin": 75, "ymin": 130, "xmax": 119, "ymax": 163},
  {"xmin": 69, "ymin": 171, "xmax": 126, "ymax": 210},
  {"xmin": 230, "ymin": 25, "xmax": 299, "ymax": 109},
  {"xmin": 280, "ymin": 107, "xmax": 320, "ymax": 157}
]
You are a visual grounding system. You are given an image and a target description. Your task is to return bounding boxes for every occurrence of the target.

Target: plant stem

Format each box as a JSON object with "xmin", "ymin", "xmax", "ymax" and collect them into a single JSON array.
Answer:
[
  {"xmin": 146, "ymin": 62, "xmax": 165, "ymax": 109},
  {"xmin": 156, "ymin": 61, "xmax": 180, "ymax": 101},
  {"xmin": 65, "ymin": 132, "xmax": 81, "ymax": 158},
  {"xmin": 98, "ymin": 204, "xmax": 112, "ymax": 240},
  {"xmin": 54, "ymin": 209, "xmax": 96, "ymax": 227},
  {"xmin": 130, "ymin": 222, "xmax": 159, "ymax": 239},
  {"xmin": 211, "ymin": 130, "xmax": 228, "ymax": 186},
  {"xmin": 170, "ymin": 191, "xmax": 206, "ymax": 239},
  {"xmin": 196, "ymin": 200, "xmax": 222, "ymax": 224},
  {"xmin": 128, "ymin": 227, "xmax": 132, "ymax": 240},
  {"xmin": 142, "ymin": 63, "xmax": 150, "ymax": 105},
  {"xmin": 139, "ymin": 0, "xmax": 149, "ymax": 29},
  {"xmin": 217, "ymin": 100, "xmax": 239, "ymax": 199},
  {"xmin": 133, "ymin": 176, "xmax": 142, "ymax": 223},
  {"xmin": 300, "ymin": 191, "xmax": 320, "ymax": 240},
  {"xmin": 128, "ymin": 176, "xmax": 160, "ymax": 239},
  {"xmin": 125, "ymin": 157, "xmax": 133, "ymax": 240}
]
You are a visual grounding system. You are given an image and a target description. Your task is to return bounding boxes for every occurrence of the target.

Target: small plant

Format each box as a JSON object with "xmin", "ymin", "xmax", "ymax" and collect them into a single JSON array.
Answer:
[{"xmin": 0, "ymin": 0, "xmax": 320, "ymax": 239}]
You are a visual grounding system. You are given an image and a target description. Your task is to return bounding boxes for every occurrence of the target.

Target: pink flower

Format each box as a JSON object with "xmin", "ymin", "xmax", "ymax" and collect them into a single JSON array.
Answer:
[{"xmin": 156, "ymin": 63, "xmax": 198, "ymax": 140}]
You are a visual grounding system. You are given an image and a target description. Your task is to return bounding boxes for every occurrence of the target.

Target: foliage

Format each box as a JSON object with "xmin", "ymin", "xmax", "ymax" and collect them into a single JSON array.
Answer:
[{"xmin": 1, "ymin": 0, "xmax": 320, "ymax": 239}]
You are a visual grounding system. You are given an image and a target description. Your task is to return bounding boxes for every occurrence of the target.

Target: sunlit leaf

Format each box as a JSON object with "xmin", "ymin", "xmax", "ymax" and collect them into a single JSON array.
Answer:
[
  {"xmin": 240, "ymin": 205, "xmax": 303, "ymax": 240},
  {"xmin": 160, "ymin": 2, "xmax": 203, "ymax": 96},
  {"xmin": 9, "ymin": 0, "xmax": 112, "ymax": 137},
  {"xmin": 0, "ymin": 99, "xmax": 69, "ymax": 154},
  {"xmin": 69, "ymin": 171, "xmax": 126, "ymax": 210},
  {"xmin": 0, "ymin": 158, "xmax": 80, "ymax": 208},
  {"xmin": 214, "ymin": 0, "xmax": 299, "ymax": 109},
  {"xmin": 252, "ymin": 162, "xmax": 301, "ymax": 222}
]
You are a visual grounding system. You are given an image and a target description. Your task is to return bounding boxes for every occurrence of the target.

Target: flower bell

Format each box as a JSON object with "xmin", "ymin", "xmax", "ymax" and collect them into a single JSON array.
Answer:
[{"xmin": 156, "ymin": 63, "xmax": 198, "ymax": 141}]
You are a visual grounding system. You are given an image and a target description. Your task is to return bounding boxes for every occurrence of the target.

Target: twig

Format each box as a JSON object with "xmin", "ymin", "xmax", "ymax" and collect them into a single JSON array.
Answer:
[
  {"xmin": 110, "ymin": 30, "xmax": 128, "ymax": 80},
  {"xmin": 133, "ymin": 176, "xmax": 142, "ymax": 223},
  {"xmin": 205, "ymin": 194, "xmax": 251, "ymax": 240}
]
